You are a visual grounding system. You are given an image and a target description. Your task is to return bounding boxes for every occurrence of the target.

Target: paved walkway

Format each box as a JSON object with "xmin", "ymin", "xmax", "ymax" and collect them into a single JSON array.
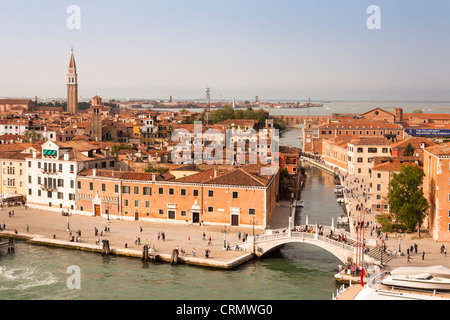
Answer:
[
  {"xmin": 0, "ymin": 206, "xmax": 259, "ymax": 267},
  {"xmin": 303, "ymin": 157, "xmax": 450, "ymax": 269},
  {"xmin": 341, "ymin": 173, "xmax": 450, "ymax": 269}
]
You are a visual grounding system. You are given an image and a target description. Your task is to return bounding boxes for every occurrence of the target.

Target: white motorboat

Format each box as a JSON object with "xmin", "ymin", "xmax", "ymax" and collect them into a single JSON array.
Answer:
[
  {"xmin": 381, "ymin": 273, "xmax": 450, "ymax": 291},
  {"xmin": 296, "ymin": 200, "xmax": 304, "ymax": 207},
  {"xmin": 335, "ymin": 266, "xmax": 450, "ymax": 300},
  {"xmin": 381, "ymin": 266, "xmax": 450, "ymax": 291},
  {"xmin": 337, "ymin": 216, "xmax": 349, "ymax": 225},
  {"xmin": 336, "ymin": 198, "xmax": 344, "ymax": 204},
  {"xmin": 334, "ymin": 185, "xmax": 344, "ymax": 193}
]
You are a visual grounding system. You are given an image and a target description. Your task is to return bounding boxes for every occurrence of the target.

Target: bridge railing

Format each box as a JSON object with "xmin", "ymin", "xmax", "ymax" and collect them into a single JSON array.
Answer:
[
  {"xmin": 254, "ymin": 231, "xmax": 291, "ymax": 242},
  {"xmin": 316, "ymin": 234, "xmax": 355, "ymax": 253},
  {"xmin": 253, "ymin": 231, "xmax": 355, "ymax": 253}
]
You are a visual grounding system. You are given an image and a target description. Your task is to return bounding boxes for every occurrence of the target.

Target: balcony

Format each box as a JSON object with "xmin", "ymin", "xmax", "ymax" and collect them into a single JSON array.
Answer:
[
  {"xmin": 40, "ymin": 184, "xmax": 57, "ymax": 192},
  {"xmin": 41, "ymin": 169, "xmax": 58, "ymax": 175}
]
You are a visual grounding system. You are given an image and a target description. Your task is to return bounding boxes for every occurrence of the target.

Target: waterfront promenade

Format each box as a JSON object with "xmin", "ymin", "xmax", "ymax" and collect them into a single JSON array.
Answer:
[
  {"xmin": 302, "ymin": 157, "xmax": 450, "ymax": 269},
  {"xmin": 0, "ymin": 206, "xmax": 262, "ymax": 269}
]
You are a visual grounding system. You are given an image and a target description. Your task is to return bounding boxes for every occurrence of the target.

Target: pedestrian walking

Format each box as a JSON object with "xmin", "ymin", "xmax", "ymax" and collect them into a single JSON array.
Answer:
[
  {"xmin": 422, "ymin": 251, "xmax": 425, "ymax": 260},
  {"xmin": 26, "ymin": 225, "xmax": 29, "ymax": 233},
  {"xmin": 157, "ymin": 231, "xmax": 160, "ymax": 240},
  {"xmin": 192, "ymin": 248, "xmax": 196, "ymax": 257},
  {"xmin": 407, "ymin": 254, "xmax": 411, "ymax": 263}
]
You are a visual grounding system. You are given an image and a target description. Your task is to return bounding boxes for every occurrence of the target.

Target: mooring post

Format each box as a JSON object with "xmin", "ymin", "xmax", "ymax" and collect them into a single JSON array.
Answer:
[
  {"xmin": 142, "ymin": 245, "xmax": 149, "ymax": 261},
  {"xmin": 102, "ymin": 240, "xmax": 110, "ymax": 256}
]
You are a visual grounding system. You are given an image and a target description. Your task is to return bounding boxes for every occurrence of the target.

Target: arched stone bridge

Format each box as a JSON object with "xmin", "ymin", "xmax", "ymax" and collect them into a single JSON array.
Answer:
[{"xmin": 241, "ymin": 228, "xmax": 384, "ymax": 265}]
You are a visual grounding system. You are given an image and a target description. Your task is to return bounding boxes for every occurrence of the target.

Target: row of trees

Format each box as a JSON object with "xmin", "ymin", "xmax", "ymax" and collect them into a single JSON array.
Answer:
[{"xmin": 182, "ymin": 106, "xmax": 287, "ymax": 131}]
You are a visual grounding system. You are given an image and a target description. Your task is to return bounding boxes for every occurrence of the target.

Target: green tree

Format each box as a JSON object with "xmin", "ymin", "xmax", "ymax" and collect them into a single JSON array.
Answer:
[
  {"xmin": 145, "ymin": 163, "xmax": 169, "ymax": 174},
  {"xmin": 387, "ymin": 164, "xmax": 429, "ymax": 237},
  {"xmin": 403, "ymin": 143, "xmax": 415, "ymax": 156},
  {"xmin": 111, "ymin": 144, "xmax": 132, "ymax": 155},
  {"xmin": 279, "ymin": 168, "xmax": 292, "ymax": 199},
  {"xmin": 24, "ymin": 129, "xmax": 43, "ymax": 143},
  {"xmin": 274, "ymin": 117, "xmax": 287, "ymax": 131}
]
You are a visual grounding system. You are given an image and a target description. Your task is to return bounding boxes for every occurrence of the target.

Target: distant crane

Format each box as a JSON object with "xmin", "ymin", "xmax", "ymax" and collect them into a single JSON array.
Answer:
[{"xmin": 205, "ymin": 87, "xmax": 211, "ymax": 126}]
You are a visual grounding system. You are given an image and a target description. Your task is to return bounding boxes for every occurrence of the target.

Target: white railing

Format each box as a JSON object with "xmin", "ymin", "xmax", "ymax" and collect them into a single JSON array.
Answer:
[{"xmin": 254, "ymin": 230, "xmax": 355, "ymax": 253}]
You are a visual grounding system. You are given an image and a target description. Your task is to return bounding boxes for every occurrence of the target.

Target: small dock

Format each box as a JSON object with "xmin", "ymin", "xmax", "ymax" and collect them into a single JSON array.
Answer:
[{"xmin": 0, "ymin": 237, "xmax": 15, "ymax": 253}]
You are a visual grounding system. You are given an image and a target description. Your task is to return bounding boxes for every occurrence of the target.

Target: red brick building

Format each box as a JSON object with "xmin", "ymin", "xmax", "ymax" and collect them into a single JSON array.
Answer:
[{"xmin": 76, "ymin": 165, "xmax": 279, "ymax": 229}]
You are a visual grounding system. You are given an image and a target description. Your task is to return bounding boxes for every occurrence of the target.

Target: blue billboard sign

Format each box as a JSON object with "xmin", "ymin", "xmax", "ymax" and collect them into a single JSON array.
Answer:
[{"xmin": 406, "ymin": 128, "xmax": 450, "ymax": 136}]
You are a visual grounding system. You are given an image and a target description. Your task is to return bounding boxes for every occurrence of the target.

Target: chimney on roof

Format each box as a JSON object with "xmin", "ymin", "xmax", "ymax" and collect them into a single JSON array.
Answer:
[
  {"xmin": 93, "ymin": 169, "xmax": 97, "ymax": 176},
  {"xmin": 214, "ymin": 169, "xmax": 217, "ymax": 178},
  {"xmin": 152, "ymin": 173, "xmax": 156, "ymax": 182}
]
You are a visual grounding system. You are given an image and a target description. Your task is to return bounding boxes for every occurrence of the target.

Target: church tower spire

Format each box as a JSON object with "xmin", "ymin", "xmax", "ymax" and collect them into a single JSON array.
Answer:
[{"xmin": 67, "ymin": 49, "xmax": 78, "ymax": 115}]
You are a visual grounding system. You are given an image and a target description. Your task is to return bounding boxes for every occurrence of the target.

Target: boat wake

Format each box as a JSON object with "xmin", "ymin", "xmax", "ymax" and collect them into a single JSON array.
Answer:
[{"xmin": 0, "ymin": 266, "xmax": 58, "ymax": 290}]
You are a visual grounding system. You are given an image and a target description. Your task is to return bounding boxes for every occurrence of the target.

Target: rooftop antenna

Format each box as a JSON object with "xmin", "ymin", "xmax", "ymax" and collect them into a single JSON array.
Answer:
[{"xmin": 205, "ymin": 87, "xmax": 211, "ymax": 126}]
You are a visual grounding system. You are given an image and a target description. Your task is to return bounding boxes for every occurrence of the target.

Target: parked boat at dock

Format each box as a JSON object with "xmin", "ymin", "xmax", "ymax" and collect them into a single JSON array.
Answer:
[
  {"xmin": 381, "ymin": 266, "xmax": 450, "ymax": 291},
  {"xmin": 335, "ymin": 265, "xmax": 450, "ymax": 300},
  {"xmin": 296, "ymin": 200, "xmax": 304, "ymax": 207}
]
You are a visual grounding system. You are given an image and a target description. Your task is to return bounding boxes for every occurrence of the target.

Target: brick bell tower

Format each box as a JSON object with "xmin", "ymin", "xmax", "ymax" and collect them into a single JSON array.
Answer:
[
  {"xmin": 302, "ymin": 119, "xmax": 315, "ymax": 154},
  {"xmin": 67, "ymin": 49, "xmax": 78, "ymax": 115},
  {"xmin": 91, "ymin": 95, "xmax": 103, "ymax": 142}
]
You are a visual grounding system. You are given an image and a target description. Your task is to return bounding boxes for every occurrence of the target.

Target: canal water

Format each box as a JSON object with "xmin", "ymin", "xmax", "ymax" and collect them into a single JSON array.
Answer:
[{"xmin": 0, "ymin": 128, "xmax": 348, "ymax": 300}]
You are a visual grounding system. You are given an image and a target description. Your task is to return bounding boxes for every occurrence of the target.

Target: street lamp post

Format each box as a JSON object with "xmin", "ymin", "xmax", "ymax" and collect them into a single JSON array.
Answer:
[
  {"xmin": 221, "ymin": 225, "xmax": 229, "ymax": 250},
  {"xmin": 250, "ymin": 217, "xmax": 258, "ymax": 254},
  {"xmin": 250, "ymin": 217, "xmax": 258, "ymax": 237},
  {"xmin": 380, "ymin": 246, "xmax": 383, "ymax": 266},
  {"xmin": 397, "ymin": 233, "xmax": 404, "ymax": 253}
]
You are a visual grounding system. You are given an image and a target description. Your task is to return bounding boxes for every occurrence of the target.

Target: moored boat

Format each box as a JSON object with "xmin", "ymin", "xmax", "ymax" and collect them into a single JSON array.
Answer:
[{"xmin": 381, "ymin": 266, "xmax": 450, "ymax": 291}]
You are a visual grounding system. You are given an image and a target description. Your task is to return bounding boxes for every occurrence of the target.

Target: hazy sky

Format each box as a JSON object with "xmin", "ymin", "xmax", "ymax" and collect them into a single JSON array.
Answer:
[{"xmin": 0, "ymin": 0, "xmax": 449, "ymax": 101}]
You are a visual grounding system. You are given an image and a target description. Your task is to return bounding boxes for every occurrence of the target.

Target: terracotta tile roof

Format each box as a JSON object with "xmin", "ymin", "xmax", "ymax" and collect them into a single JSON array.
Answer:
[
  {"xmin": 176, "ymin": 169, "xmax": 224, "ymax": 183},
  {"xmin": 391, "ymin": 137, "xmax": 436, "ymax": 149},
  {"xmin": 319, "ymin": 119, "xmax": 403, "ymax": 129},
  {"xmin": 361, "ymin": 107, "xmax": 393, "ymax": 116},
  {"xmin": 215, "ymin": 119, "xmax": 258, "ymax": 128},
  {"xmin": 0, "ymin": 99, "xmax": 33, "ymax": 105},
  {"xmin": 372, "ymin": 159, "xmax": 417, "ymax": 171},
  {"xmin": 425, "ymin": 142, "xmax": 450, "ymax": 156},
  {"xmin": 348, "ymin": 137, "xmax": 393, "ymax": 146},
  {"xmin": 0, "ymin": 143, "xmax": 33, "ymax": 153},
  {"xmin": 403, "ymin": 113, "xmax": 450, "ymax": 120},
  {"xmin": 204, "ymin": 167, "xmax": 271, "ymax": 187},
  {"xmin": 77, "ymin": 169, "xmax": 175, "ymax": 181},
  {"xmin": 0, "ymin": 151, "xmax": 29, "ymax": 160}
]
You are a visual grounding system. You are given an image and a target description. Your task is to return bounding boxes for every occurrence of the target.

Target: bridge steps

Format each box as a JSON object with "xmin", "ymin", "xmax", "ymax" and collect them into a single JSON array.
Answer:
[{"xmin": 365, "ymin": 246, "xmax": 395, "ymax": 264}]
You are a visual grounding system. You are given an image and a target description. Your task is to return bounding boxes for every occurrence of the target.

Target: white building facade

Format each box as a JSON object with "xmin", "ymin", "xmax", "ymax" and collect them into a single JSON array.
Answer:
[{"xmin": 26, "ymin": 140, "xmax": 115, "ymax": 213}]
